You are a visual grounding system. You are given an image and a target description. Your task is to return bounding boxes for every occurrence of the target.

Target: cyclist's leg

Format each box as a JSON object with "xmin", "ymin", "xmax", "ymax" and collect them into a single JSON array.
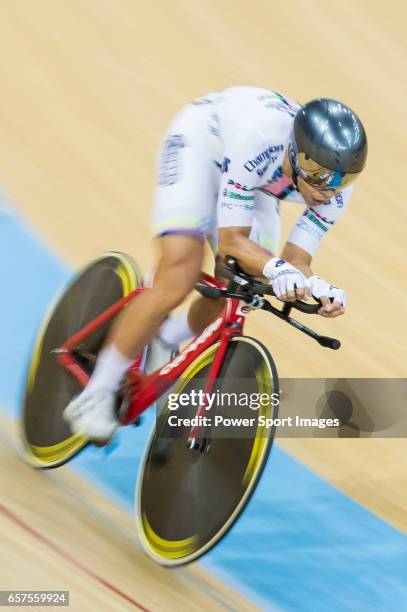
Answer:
[
  {"xmin": 108, "ymin": 233, "xmax": 204, "ymax": 357},
  {"xmin": 63, "ymin": 100, "xmax": 217, "ymax": 441},
  {"xmin": 148, "ymin": 102, "xmax": 221, "ymax": 349},
  {"xmin": 187, "ymin": 254, "xmax": 226, "ymax": 334},
  {"xmin": 63, "ymin": 236, "xmax": 203, "ymax": 442}
]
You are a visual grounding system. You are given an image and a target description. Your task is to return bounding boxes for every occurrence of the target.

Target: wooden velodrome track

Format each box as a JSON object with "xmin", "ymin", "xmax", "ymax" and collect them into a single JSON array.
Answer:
[{"xmin": 0, "ymin": 0, "xmax": 406, "ymax": 609}]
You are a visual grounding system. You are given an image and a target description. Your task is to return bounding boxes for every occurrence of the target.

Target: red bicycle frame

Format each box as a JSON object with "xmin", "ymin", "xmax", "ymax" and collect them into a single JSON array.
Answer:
[{"xmin": 58, "ymin": 272, "xmax": 249, "ymax": 430}]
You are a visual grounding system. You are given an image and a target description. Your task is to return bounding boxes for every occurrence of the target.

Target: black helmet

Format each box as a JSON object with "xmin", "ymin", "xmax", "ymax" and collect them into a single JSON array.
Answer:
[{"xmin": 289, "ymin": 98, "xmax": 367, "ymax": 190}]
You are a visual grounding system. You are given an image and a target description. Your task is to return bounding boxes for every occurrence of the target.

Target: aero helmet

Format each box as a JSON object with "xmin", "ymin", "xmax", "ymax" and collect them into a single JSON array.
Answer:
[{"xmin": 289, "ymin": 98, "xmax": 368, "ymax": 190}]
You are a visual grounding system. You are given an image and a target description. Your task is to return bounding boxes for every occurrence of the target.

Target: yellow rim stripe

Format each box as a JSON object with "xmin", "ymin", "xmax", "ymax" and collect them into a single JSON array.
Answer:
[
  {"xmin": 27, "ymin": 337, "xmax": 44, "ymax": 394},
  {"xmin": 29, "ymin": 433, "xmax": 87, "ymax": 463},
  {"xmin": 142, "ymin": 513, "xmax": 197, "ymax": 558},
  {"xmin": 242, "ymin": 361, "xmax": 273, "ymax": 486},
  {"xmin": 115, "ymin": 260, "xmax": 138, "ymax": 296}
]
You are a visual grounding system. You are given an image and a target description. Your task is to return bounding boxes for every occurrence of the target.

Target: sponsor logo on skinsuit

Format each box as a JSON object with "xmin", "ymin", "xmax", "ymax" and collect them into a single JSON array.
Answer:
[
  {"xmin": 306, "ymin": 207, "xmax": 335, "ymax": 226},
  {"xmin": 322, "ymin": 192, "xmax": 344, "ymax": 208},
  {"xmin": 159, "ymin": 134, "xmax": 185, "ymax": 186},
  {"xmin": 227, "ymin": 179, "xmax": 253, "ymax": 191},
  {"xmin": 267, "ymin": 168, "xmax": 284, "ymax": 184},
  {"xmin": 221, "ymin": 201, "xmax": 254, "ymax": 211},
  {"xmin": 303, "ymin": 209, "xmax": 328, "ymax": 232},
  {"xmin": 244, "ymin": 145, "xmax": 284, "ymax": 173},
  {"xmin": 191, "ymin": 97, "xmax": 214, "ymax": 105},
  {"xmin": 335, "ymin": 192, "xmax": 344, "ymax": 208},
  {"xmin": 255, "ymin": 161, "xmax": 271, "ymax": 177},
  {"xmin": 208, "ymin": 112, "xmax": 220, "ymax": 137},
  {"xmin": 297, "ymin": 219, "xmax": 322, "ymax": 240},
  {"xmin": 258, "ymin": 92, "xmax": 300, "ymax": 117},
  {"xmin": 222, "ymin": 156, "xmax": 231, "ymax": 173},
  {"xmin": 222, "ymin": 190, "xmax": 254, "ymax": 201}
]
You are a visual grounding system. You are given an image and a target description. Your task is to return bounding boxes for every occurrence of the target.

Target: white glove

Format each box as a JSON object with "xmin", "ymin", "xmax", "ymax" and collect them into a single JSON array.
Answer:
[
  {"xmin": 307, "ymin": 276, "xmax": 347, "ymax": 307},
  {"xmin": 263, "ymin": 257, "xmax": 307, "ymax": 299}
]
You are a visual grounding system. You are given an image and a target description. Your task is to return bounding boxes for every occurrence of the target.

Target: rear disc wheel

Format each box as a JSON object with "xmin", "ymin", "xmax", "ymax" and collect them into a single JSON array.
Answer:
[{"xmin": 20, "ymin": 252, "xmax": 141, "ymax": 468}]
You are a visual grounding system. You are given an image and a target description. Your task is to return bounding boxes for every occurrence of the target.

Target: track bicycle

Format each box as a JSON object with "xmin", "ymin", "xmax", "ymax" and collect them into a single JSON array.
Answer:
[{"xmin": 21, "ymin": 251, "xmax": 340, "ymax": 565}]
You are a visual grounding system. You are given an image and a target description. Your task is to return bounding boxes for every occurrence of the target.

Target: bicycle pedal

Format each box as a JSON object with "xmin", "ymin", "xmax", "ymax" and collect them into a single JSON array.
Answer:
[{"xmin": 187, "ymin": 438, "xmax": 210, "ymax": 454}]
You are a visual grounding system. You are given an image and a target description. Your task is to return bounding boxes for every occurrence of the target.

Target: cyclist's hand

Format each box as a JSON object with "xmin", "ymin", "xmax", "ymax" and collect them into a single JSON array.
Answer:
[
  {"xmin": 307, "ymin": 276, "xmax": 346, "ymax": 317},
  {"xmin": 263, "ymin": 258, "xmax": 309, "ymax": 302}
]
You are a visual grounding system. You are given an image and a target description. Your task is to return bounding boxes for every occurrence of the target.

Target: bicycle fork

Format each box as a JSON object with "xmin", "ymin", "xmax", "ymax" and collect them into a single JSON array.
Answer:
[{"xmin": 187, "ymin": 307, "xmax": 245, "ymax": 453}]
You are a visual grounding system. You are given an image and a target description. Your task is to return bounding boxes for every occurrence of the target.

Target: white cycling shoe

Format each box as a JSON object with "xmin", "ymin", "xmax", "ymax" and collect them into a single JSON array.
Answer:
[
  {"xmin": 63, "ymin": 389, "xmax": 119, "ymax": 444},
  {"xmin": 63, "ymin": 337, "xmax": 177, "ymax": 442}
]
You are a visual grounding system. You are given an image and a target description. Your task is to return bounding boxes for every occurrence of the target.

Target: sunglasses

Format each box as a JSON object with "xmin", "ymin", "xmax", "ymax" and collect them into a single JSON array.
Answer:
[{"xmin": 296, "ymin": 153, "xmax": 360, "ymax": 191}]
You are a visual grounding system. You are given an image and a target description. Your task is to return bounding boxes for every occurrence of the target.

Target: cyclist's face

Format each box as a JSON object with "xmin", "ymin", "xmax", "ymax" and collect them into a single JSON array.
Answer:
[{"xmin": 297, "ymin": 176, "xmax": 337, "ymax": 206}]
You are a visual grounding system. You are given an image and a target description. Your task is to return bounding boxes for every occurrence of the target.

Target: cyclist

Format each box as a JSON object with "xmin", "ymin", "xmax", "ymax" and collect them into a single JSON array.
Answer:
[{"xmin": 64, "ymin": 86, "xmax": 367, "ymax": 443}]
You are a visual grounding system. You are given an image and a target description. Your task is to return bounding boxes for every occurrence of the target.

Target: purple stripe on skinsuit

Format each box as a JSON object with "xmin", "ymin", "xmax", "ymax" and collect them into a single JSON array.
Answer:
[{"xmin": 156, "ymin": 228, "xmax": 206, "ymax": 238}]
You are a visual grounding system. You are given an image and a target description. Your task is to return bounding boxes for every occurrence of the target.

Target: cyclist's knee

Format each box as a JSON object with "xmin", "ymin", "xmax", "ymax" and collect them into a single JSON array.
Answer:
[
  {"xmin": 155, "ymin": 235, "xmax": 203, "ymax": 279},
  {"xmin": 156, "ymin": 234, "xmax": 203, "ymax": 271}
]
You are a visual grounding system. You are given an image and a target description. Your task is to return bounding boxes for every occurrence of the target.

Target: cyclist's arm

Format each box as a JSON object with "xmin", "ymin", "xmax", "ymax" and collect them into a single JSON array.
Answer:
[
  {"xmin": 217, "ymin": 127, "xmax": 273, "ymax": 275},
  {"xmin": 218, "ymin": 227, "xmax": 308, "ymax": 302},
  {"xmin": 280, "ymin": 242, "xmax": 312, "ymax": 277},
  {"xmin": 285, "ymin": 187, "xmax": 352, "ymax": 258},
  {"xmin": 218, "ymin": 226, "xmax": 271, "ymax": 276},
  {"xmin": 217, "ymin": 127, "xmax": 267, "ymax": 232},
  {"xmin": 283, "ymin": 187, "xmax": 353, "ymax": 316}
]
